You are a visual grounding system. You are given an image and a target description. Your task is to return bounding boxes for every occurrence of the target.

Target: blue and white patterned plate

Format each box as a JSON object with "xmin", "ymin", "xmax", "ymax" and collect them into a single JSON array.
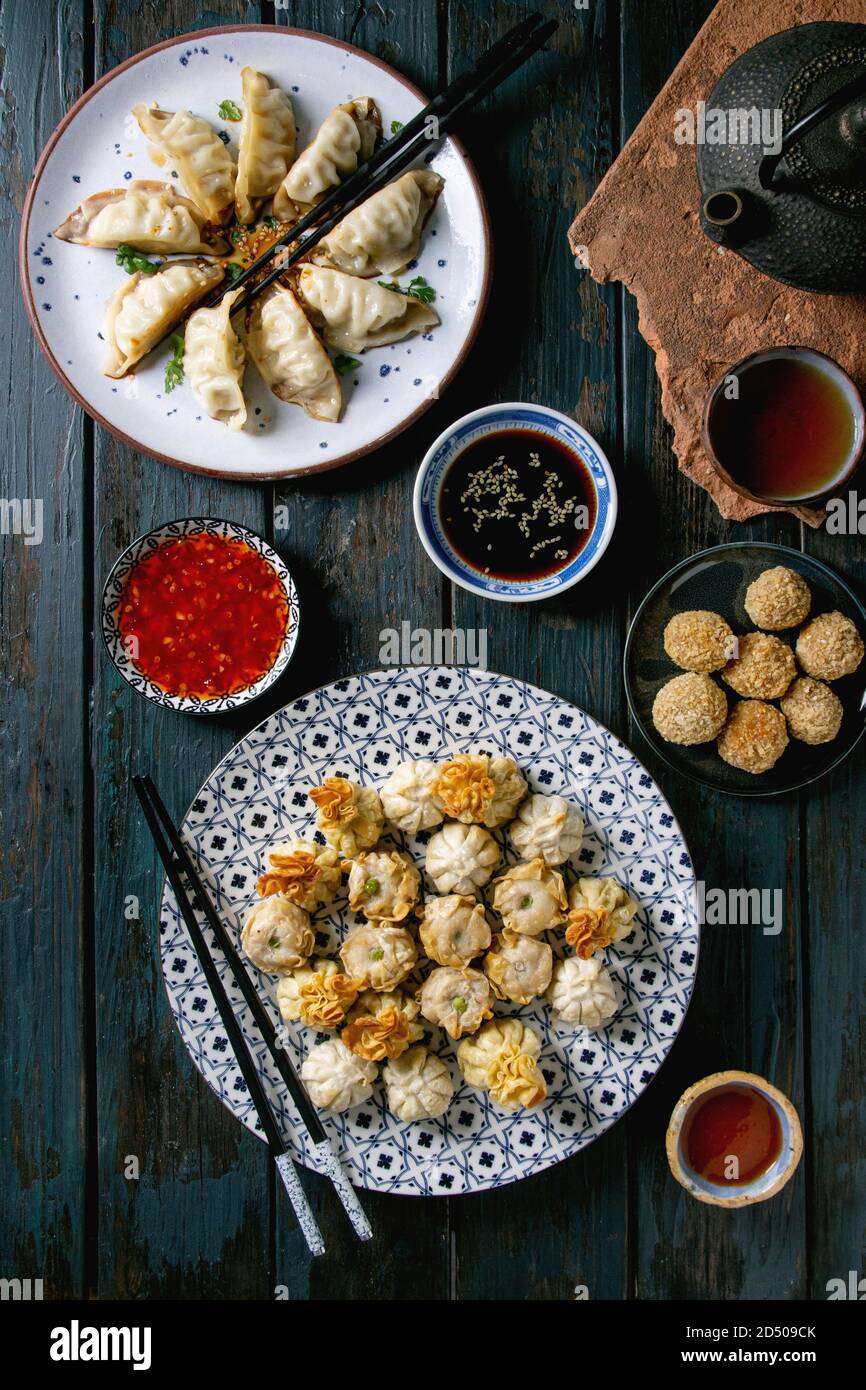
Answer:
[{"xmin": 159, "ymin": 667, "xmax": 699, "ymax": 1195}]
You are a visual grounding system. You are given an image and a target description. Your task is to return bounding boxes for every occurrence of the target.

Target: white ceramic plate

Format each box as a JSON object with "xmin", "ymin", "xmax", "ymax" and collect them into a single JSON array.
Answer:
[
  {"xmin": 20, "ymin": 26, "xmax": 491, "ymax": 479},
  {"xmin": 159, "ymin": 667, "xmax": 700, "ymax": 1196}
]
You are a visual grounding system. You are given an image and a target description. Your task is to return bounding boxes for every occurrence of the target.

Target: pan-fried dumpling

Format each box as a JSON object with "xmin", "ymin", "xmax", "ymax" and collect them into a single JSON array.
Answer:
[
  {"xmin": 276, "ymin": 959, "xmax": 360, "ymax": 1029},
  {"xmin": 311, "ymin": 168, "xmax": 444, "ymax": 278},
  {"xmin": 565, "ymin": 876, "xmax": 639, "ymax": 958},
  {"xmin": 545, "ymin": 955, "xmax": 618, "ymax": 1030},
  {"xmin": 54, "ymin": 180, "xmax": 229, "ymax": 254},
  {"xmin": 433, "ymin": 753, "xmax": 527, "ymax": 828},
  {"xmin": 102, "ymin": 257, "xmax": 224, "ymax": 378},
  {"xmin": 425, "ymin": 822, "xmax": 500, "ymax": 896},
  {"xmin": 491, "ymin": 858, "xmax": 568, "ymax": 936},
  {"xmin": 234, "ymin": 67, "xmax": 296, "ymax": 224},
  {"xmin": 340, "ymin": 925, "xmax": 418, "ymax": 992},
  {"xmin": 255, "ymin": 837, "xmax": 341, "ymax": 910},
  {"xmin": 274, "ymin": 97, "xmax": 380, "ymax": 220},
  {"xmin": 417, "ymin": 966, "xmax": 493, "ymax": 1040},
  {"xmin": 341, "ymin": 988, "xmax": 423, "ymax": 1062},
  {"xmin": 380, "ymin": 758, "xmax": 444, "ymax": 834},
  {"xmin": 508, "ymin": 792, "xmax": 584, "ymax": 866},
  {"xmin": 300, "ymin": 1039, "xmax": 377, "ymax": 1112},
  {"xmin": 307, "ymin": 776, "xmax": 383, "ymax": 856},
  {"xmin": 294, "ymin": 265, "xmax": 439, "ymax": 353},
  {"xmin": 482, "ymin": 930, "xmax": 553, "ymax": 1005},
  {"xmin": 345, "ymin": 849, "xmax": 421, "ymax": 923},
  {"xmin": 133, "ymin": 103, "xmax": 236, "ymax": 225},
  {"xmin": 245, "ymin": 285, "xmax": 342, "ymax": 422},
  {"xmin": 185, "ymin": 287, "xmax": 247, "ymax": 429},
  {"xmin": 240, "ymin": 893, "xmax": 314, "ymax": 974},
  {"xmin": 383, "ymin": 1045, "xmax": 453, "ymax": 1121},
  {"xmin": 418, "ymin": 894, "xmax": 491, "ymax": 968},
  {"xmin": 457, "ymin": 1018, "xmax": 546, "ymax": 1113}
]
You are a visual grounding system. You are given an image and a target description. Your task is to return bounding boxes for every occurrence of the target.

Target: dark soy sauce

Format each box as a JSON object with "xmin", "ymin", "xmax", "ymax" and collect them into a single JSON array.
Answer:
[{"xmin": 438, "ymin": 428, "xmax": 597, "ymax": 582}]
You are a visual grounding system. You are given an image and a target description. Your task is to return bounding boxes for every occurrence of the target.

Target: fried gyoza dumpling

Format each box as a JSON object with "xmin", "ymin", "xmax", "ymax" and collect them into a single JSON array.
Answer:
[
  {"xmin": 185, "ymin": 286, "xmax": 247, "ymax": 429},
  {"xmin": 255, "ymin": 837, "xmax": 341, "ymax": 911},
  {"xmin": 425, "ymin": 822, "xmax": 500, "ymax": 896},
  {"xmin": 418, "ymin": 894, "xmax": 491, "ymax": 968},
  {"xmin": 417, "ymin": 966, "xmax": 492, "ymax": 1040},
  {"xmin": 339, "ymin": 925, "xmax": 417, "ymax": 992},
  {"xmin": 307, "ymin": 776, "xmax": 384, "ymax": 857},
  {"xmin": 383, "ymin": 1045, "xmax": 453, "ymax": 1122},
  {"xmin": 491, "ymin": 858, "xmax": 568, "ymax": 936},
  {"xmin": 133, "ymin": 103, "xmax": 236, "ymax": 224},
  {"xmin": 508, "ymin": 792, "xmax": 584, "ymax": 866},
  {"xmin": 565, "ymin": 876, "xmax": 639, "ymax": 958},
  {"xmin": 341, "ymin": 988, "xmax": 423, "ymax": 1062},
  {"xmin": 457, "ymin": 1018, "xmax": 547, "ymax": 1113},
  {"xmin": 276, "ymin": 959, "xmax": 360, "ymax": 1029},
  {"xmin": 311, "ymin": 168, "xmax": 444, "ymax": 278},
  {"xmin": 274, "ymin": 97, "xmax": 380, "ymax": 220},
  {"xmin": 545, "ymin": 955, "xmax": 618, "ymax": 1030},
  {"xmin": 433, "ymin": 753, "xmax": 527, "ymax": 828},
  {"xmin": 240, "ymin": 893, "xmax": 314, "ymax": 974},
  {"xmin": 380, "ymin": 758, "xmax": 444, "ymax": 834},
  {"xmin": 102, "ymin": 257, "xmax": 224, "ymax": 378},
  {"xmin": 294, "ymin": 266, "xmax": 439, "ymax": 353},
  {"xmin": 482, "ymin": 930, "xmax": 553, "ymax": 1005},
  {"xmin": 345, "ymin": 849, "xmax": 420, "ymax": 923},
  {"xmin": 234, "ymin": 67, "xmax": 296, "ymax": 224},
  {"xmin": 245, "ymin": 285, "xmax": 342, "ymax": 422},
  {"xmin": 300, "ymin": 1039, "xmax": 377, "ymax": 1112},
  {"xmin": 54, "ymin": 180, "xmax": 229, "ymax": 253}
]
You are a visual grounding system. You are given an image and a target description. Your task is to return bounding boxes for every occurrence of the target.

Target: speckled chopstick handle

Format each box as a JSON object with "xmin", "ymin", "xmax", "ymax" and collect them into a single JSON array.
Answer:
[
  {"xmin": 313, "ymin": 1140, "xmax": 373, "ymax": 1242},
  {"xmin": 274, "ymin": 1151, "xmax": 325, "ymax": 1258}
]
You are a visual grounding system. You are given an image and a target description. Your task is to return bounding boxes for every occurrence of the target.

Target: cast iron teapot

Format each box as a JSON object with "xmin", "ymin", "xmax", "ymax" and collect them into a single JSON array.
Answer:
[{"xmin": 697, "ymin": 22, "xmax": 866, "ymax": 294}]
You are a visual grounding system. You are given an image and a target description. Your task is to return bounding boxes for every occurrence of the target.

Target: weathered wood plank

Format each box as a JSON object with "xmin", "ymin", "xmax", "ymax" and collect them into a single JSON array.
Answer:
[{"xmin": 0, "ymin": 0, "xmax": 88, "ymax": 1300}]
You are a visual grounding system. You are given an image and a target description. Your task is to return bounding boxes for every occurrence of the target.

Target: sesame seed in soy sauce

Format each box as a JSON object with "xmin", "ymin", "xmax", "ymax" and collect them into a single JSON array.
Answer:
[{"xmin": 438, "ymin": 429, "xmax": 597, "ymax": 582}]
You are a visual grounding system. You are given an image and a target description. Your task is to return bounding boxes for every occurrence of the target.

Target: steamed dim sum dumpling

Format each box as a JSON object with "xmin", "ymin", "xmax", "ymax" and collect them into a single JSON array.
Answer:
[
  {"xmin": 433, "ymin": 753, "xmax": 527, "ymax": 828},
  {"xmin": 307, "ymin": 776, "xmax": 383, "ymax": 856},
  {"xmin": 482, "ymin": 930, "xmax": 553, "ymax": 1005},
  {"xmin": 565, "ymin": 876, "xmax": 639, "ymax": 958},
  {"xmin": 340, "ymin": 925, "xmax": 418, "ymax": 992},
  {"xmin": 418, "ymin": 894, "xmax": 491, "ymax": 968},
  {"xmin": 245, "ymin": 285, "xmax": 342, "ymax": 422},
  {"xmin": 300, "ymin": 1038, "xmax": 377, "ymax": 1112},
  {"xmin": 311, "ymin": 168, "xmax": 444, "ymax": 278},
  {"xmin": 185, "ymin": 287, "xmax": 247, "ymax": 429},
  {"xmin": 545, "ymin": 955, "xmax": 618, "ymax": 1030},
  {"xmin": 294, "ymin": 265, "xmax": 439, "ymax": 352},
  {"xmin": 54, "ymin": 180, "xmax": 229, "ymax": 254},
  {"xmin": 240, "ymin": 893, "xmax": 314, "ymax": 974},
  {"xmin": 133, "ymin": 103, "xmax": 236, "ymax": 224},
  {"xmin": 417, "ymin": 966, "xmax": 493, "ymax": 1040},
  {"xmin": 457, "ymin": 1018, "xmax": 546, "ymax": 1113},
  {"xmin": 380, "ymin": 758, "xmax": 444, "ymax": 835},
  {"xmin": 234, "ymin": 67, "xmax": 296, "ymax": 224},
  {"xmin": 102, "ymin": 257, "xmax": 224, "ymax": 378},
  {"xmin": 425, "ymin": 822, "xmax": 500, "ymax": 896},
  {"xmin": 508, "ymin": 792, "xmax": 584, "ymax": 866},
  {"xmin": 383, "ymin": 1045, "xmax": 453, "ymax": 1121},
  {"xmin": 491, "ymin": 858, "xmax": 568, "ymax": 936},
  {"xmin": 274, "ymin": 97, "xmax": 380, "ymax": 220},
  {"xmin": 345, "ymin": 849, "xmax": 421, "ymax": 923}
]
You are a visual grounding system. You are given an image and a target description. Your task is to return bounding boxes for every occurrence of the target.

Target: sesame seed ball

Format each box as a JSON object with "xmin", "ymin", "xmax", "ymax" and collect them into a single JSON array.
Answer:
[
  {"xmin": 780, "ymin": 677, "xmax": 843, "ymax": 745},
  {"xmin": 663, "ymin": 610, "xmax": 735, "ymax": 672},
  {"xmin": 722, "ymin": 632, "xmax": 797, "ymax": 700},
  {"xmin": 744, "ymin": 566, "xmax": 811, "ymax": 631},
  {"xmin": 795, "ymin": 611, "xmax": 864, "ymax": 682},
  {"xmin": 717, "ymin": 700, "xmax": 789, "ymax": 774},
  {"xmin": 652, "ymin": 673, "xmax": 727, "ymax": 745}
]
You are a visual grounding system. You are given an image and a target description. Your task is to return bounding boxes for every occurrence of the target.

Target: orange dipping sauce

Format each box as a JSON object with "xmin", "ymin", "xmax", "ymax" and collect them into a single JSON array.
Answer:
[
  {"xmin": 683, "ymin": 1084, "xmax": 783, "ymax": 1187},
  {"xmin": 117, "ymin": 531, "xmax": 289, "ymax": 699}
]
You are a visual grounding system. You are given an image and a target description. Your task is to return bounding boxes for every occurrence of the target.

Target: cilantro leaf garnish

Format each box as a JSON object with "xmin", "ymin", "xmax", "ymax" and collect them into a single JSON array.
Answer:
[
  {"xmin": 377, "ymin": 275, "xmax": 436, "ymax": 304},
  {"xmin": 164, "ymin": 333, "xmax": 185, "ymax": 393},
  {"xmin": 390, "ymin": 119, "xmax": 404, "ymax": 135},
  {"xmin": 333, "ymin": 353, "xmax": 361, "ymax": 376},
  {"xmin": 218, "ymin": 99, "xmax": 242, "ymax": 121},
  {"xmin": 225, "ymin": 261, "xmax": 244, "ymax": 281}
]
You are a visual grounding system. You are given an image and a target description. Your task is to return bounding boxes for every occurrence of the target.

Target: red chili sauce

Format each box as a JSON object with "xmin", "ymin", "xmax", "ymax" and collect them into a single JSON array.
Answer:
[
  {"xmin": 117, "ymin": 532, "xmax": 288, "ymax": 699},
  {"xmin": 683, "ymin": 1084, "xmax": 783, "ymax": 1187}
]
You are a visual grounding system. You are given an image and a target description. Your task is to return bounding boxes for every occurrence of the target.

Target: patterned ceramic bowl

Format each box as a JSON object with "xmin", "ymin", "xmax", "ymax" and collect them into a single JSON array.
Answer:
[
  {"xmin": 413, "ymin": 402, "xmax": 618, "ymax": 602},
  {"xmin": 101, "ymin": 517, "xmax": 300, "ymax": 714}
]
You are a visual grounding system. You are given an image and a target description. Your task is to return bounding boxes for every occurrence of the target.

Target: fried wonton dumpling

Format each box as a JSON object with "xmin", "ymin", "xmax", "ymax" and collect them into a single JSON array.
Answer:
[
  {"xmin": 234, "ymin": 66, "xmax": 296, "ymax": 224},
  {"xmin": 545, "ymin": 955, "xmax": 618, "ymax": 1031},
  {"xmin": 491, "ymin": 858, "xmax": 568, "ymax": 936},
  {"xmin": 185, "ymin": 286, "xmax": 247, "ymax": 430},
  {"xmin": 294, "ymin": 265, "xmax": 439, "ymax": 353},
  {"xmin": 380, "ymin": 758, "xmax": 444, "ymax": 835},
  {"xmin": 425, "ymin": 822, "xmax": 500, "ymax": 896},
  {"xmin": 133, "ymin": 103, "xmax": 237, "ymax": 225},
  {"xmin": 245, "ymin": 285, "xmax": 342, "ymax": 422},
  {"xmin": 54, "ymin": 180, "xmax": 229, "ymax": 253},
  {"xmin": 418, "ymin": 894, "xmax": 491, "ymax": 968},
  {"xmin": 482, "ymin": 930, "xmax": 553, "ymax": 1005},
  {"xmin": 276, "ymin": 959, "xmax": 361, "ymax": 1029},
  {"xmin": 345, "ymin": 849, "xmax": 421, "ymax": 923},
  {"xmin": 311, "ymin": 168, "xmax": 444, "ymax": 278},
  {"xmin": 433, "ymin": 753, "xmax": 527, "ymax": 828},
  {"xmin": 300, "ymin": 1038, "xmax": 377, "ymax": 1112},
  {"xmin": 102, "ymin": 257, "xmax": 224, "ymax": 378},
  {"xmin": 341, "ymin": 988, "xmax": 423, "ymax": 1062},
  {"xmin": 508, "ymin": 792, "xmax": 584, "ymax": 866},
  {"xmin": 306, "ymin": 776, "xmax": 384, "ymax": 857},
  {"xmin": 240, "ymin": 894, "xmax": 314, "ymax": 974},
  {"xmin": 457, "ymin": 1018, "xmax": 546, "ymax": 1113},
  {"xmin": 565, "ymin": 876, "xmax": 639, "ymax": 959},
  {"xmin": 339, "ymin": 925, "xmax": 418, "ymax": 992},
  {"xmin": 383, "ymin": 1045, "xmax": 453, "ymax": 1122},
  {"xmin": 274, "ymin": 97, "xmax": 380, "ymax": 220},
  {"xmin": 255, "ymin": 837, "xmax": 341, "ymax": 911},
  {"xmin": 417, "ymin": 966, "xmax": 493, "ymax": 1040}
]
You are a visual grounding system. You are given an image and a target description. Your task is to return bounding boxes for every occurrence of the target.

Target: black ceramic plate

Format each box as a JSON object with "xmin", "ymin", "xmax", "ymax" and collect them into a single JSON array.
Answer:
[{"xmin": 624, "ymin": 543, "xmax": 866, "ymax": 797}]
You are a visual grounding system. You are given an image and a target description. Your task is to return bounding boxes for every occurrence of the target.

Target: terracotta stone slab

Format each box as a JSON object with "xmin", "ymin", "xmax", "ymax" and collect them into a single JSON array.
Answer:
[{"xmin": 568, "ymin": 0, "xmax": 866, "ymax": 526}]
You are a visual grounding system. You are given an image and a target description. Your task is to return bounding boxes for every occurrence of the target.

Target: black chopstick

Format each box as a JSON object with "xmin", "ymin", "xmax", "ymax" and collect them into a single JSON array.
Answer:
[{"xmin": 134, "ymin": 774, "xmax": 372, "ymax": 1247}]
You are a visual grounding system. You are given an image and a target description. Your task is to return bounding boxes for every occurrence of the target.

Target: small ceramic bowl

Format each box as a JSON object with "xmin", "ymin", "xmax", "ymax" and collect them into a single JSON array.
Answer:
[
  {"xmin": 413, "ymin": 402, "xmax": 618, "ymax": 602},
  {"xmin": 101, "ymin": 517, "xmax": 300, "ymax": 714},
  {"xmin": 666, "ymin": 1070, "xmax": 803, "ymax": 1208}
]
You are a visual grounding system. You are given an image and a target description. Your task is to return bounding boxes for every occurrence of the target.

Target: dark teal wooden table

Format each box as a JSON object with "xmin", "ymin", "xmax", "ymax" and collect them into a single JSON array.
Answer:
[{"xmin": 2, "ymin": 0, "xmax": 864, "ymax": 1301}]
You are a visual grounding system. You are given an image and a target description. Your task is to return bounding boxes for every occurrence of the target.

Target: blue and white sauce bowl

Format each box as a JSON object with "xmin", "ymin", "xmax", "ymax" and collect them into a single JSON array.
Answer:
[{"xmin": 413, "ymin": 402, "xmax": 618, "ymax": 602}]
